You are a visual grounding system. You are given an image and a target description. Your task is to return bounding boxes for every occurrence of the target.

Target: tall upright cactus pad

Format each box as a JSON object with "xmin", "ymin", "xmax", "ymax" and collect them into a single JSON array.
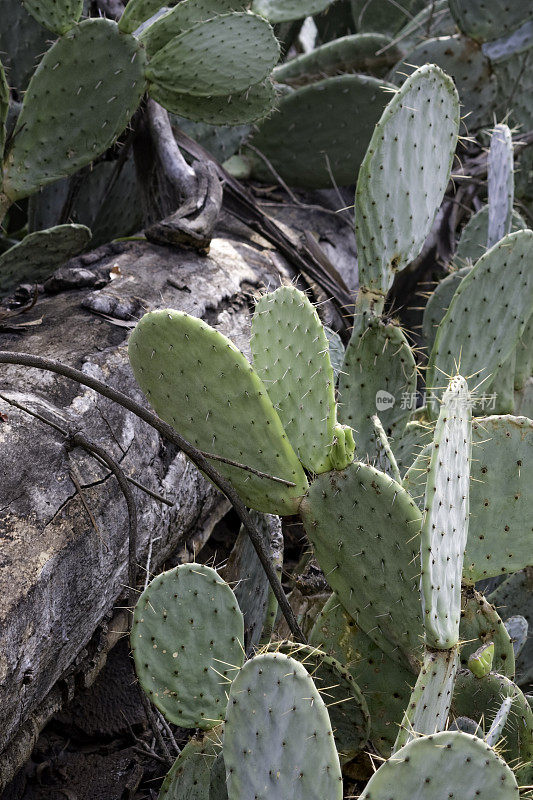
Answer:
[
  {"xmin": 2, "ymin": 20, "xmax": 147, "ymax": 204},
  {"xmin": 131, "ymin": 564, "xmax": 245, "ymax": 729},
  {"xmin": 488, "ymin": 124, "xmax": 514, "ymax": 247},
  {"xmin": 249, "ymin": 74, "xmax": 394, "ymax": 189},
  {"xmin": 145, "ymin": 13, "xmax": 279, "ymax": 97},
  {"xmin": 251, "ymin": 286, "xmax": 339, "ymax": 473},
  {"xmin": 449, "ymin": 0, "xmax": 533, "ymax": 43},
  {"xmin": 251, "ymin": 0, "xmax": 335, "ymax": 23},
  {"xmin": 224, "ymin": 653, "xmax": 343, "ymax": 800},
  {"xmin": 490, "ymin": 568, "xmax": 533, "ymax": 685},
  {"xmin": 158, "ymin": 735, "xmax": 220, "ymax": 800},
  {"xmin": 427, "ymin": 231, "xmax": 533, "ymax": 408},
  {"xmin": 460, "ymin": 590, "xmax": 515, "ymax": 677},
  {"xmin": 310, "ymin": 596, "xmax": 415, "ymax": 756},
  {"xmin": 420, "ymin": 376, "xmax": 471, "ymax": 650},
  {"xmin": 337, "ymin": 312, "xmax": 417, "ymax": 460},
  {"xmin": 359, "ymin": 731, "xmax": 519, "ymax": 800},
  {"xmin": 0, "ymin": 225, "xmax": 91, "ymax": 295},
  {"xmin": 355, "ymin": 64, "xmax": 460, "ymax": 296},
  {"xmin": 128, "ymin": 310, "xmax": 308, "ymax": 514},
  {"xmin": 22, "ymin": 0, "xmax": 83, "ymax": 35},
  {"xmin": 150, "ymin": 80, "xmax": 276, "ymax": 124},
  {"xmin": 301, "ymin": 462, "xmax": 423, "ymax": 668},
  {"xmin": 454, "ymin": 207, "xmax": 527, "ymax": 266}
]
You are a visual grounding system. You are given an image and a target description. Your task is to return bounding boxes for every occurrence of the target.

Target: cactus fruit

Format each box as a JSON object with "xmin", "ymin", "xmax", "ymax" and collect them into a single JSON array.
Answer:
[
  {"xmin": 2, "ymin": 19, "xmax": 147, "ymax": 206},
  {"xmin": 503, "ymin": 615, "xmax": 529, "ymax": 659},
  {"xmin": 130, "ymin": 563, "xmax": 245, "ymax": 729},
  {"xmin": 337, "ymin": 312, "xmax": 417, "ymax": 463},
  {"xmin": 248, "ymin": 74, "xmax": 394, "ymax": 188},
  {"xmin": 144, "ymin": 13, "xmax": 279, "ymax": 97},
  {"xmin": 251, "ymin": 0, "xmax": 335, "ymax": 23},
  {"xmin": 490, "ymin": 569, "xmax": 533, "ymax": 685},
  {"xmin": 449, "ymin": 0, "xmax": 533, "ymax": 43},
  {"xmin": 301, "ymin": 462, "xmax": 423, "ymax": 667},
  {"xmin": 460, "ymin": 591, "xmax": 514, "ymax": 677},
  {"xmin": 223, "ymin": 652, "xmax": 343, "ymax": 800},
  {"xmin": 0, "ymin": 224, "xmax": 91, "ymax": 295},
  {"xmin": 128, "ymin": 310, "xmax": 308, "ymax": 514},
  {"xmin": 487, "ymin": 124, "xmax": 514, "ymax": 247},
  {"xmin": 420, "ymin": 375, "xmax": 471, "ymax": 650},
  {"xmin": 251, "ymin": 285, "xmax": 341, "ymax": 474},
  {"xmin": 454, "ymin": 207, "xmax": 527, "ymax": 266},
  {"xmin": 359, "ymin": 731, "xmax": 519, "ymax": 800},
  {"xmin": 355, "ymin": 64, "xmax": 460, "ymax": 296},
  {"xmin": 22, "ymin": 0, "xmax": 83, "ymax": 35},
  {"xmin": 467, "ymin": 642, "xmax": 495, "ymax": 678}
]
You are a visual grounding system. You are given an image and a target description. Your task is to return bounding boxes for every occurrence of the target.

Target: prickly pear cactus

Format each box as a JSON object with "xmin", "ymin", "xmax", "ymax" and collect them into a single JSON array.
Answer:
[
  {"xmin": 131, "ymin": 564, "xmax": 245, "ymax": 729},
  {"xmin": 454, "ymin": 207, "xmax": 527, "ymax": 266},
  {"xmin": 467, "ymin": 642, "xmax": 495, "ymax": 678},
  {"xmin": 251, "ymin": 0, "xmax": 335, "ymax": 23},
  {"xmin": 158, "ymin": 735, "xmax": 221, "ymax": 800},
  {"xmin": 490, "ymin": 568, "xmax": 533, "ymax": 685},
  {"xmin": 22, "ymin": 0, "xmax": 83, "ymax": 35},
  {"xmin": 149, "ymin": 78, "xmax": 277, "ymax": 124},
  {"xmin": 223, "ymin": 653, "xmax": 343, "ymax": 800},
  {"xmin": 503, "ymin": 615, "xmax": 528, "ymax": 658},
  {"xmin": 487, "ymin": 123, "xmax": 514, "ymax": 247},
  {"xmin": 422, "ymin": 267, "xmax": 471, "ymax": 353},
  {"xmin": 449, "ymin": 0, "xmax": 533, "ymax": 43},
  {"xmin": 128, "ymin": 309, "xmax": 308, "ymax": 514},
  {"xmin": 460, "ymin": 590, "xmax": 514, "ymax": 677},
  {"xmin": 0, "ymin": 0, "xmax": 51, "ymax": 93}
]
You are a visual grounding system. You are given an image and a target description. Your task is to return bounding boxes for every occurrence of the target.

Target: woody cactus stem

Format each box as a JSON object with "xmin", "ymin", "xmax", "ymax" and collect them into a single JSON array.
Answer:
[{"xmin": 147, "ymin": 98, "xmax": 197, "ymax": 202}]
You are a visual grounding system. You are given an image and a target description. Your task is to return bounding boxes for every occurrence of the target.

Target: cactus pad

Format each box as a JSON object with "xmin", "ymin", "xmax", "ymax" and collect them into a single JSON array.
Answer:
[
  {"xmin": 251, "ymin": 286, "xmax": 338, "ymax": 473},
  {"xmin": 131, "ymin": 564, "xmax": 245, "ymax": 729},
  {"xmin": 301, "ymin": 462, "xmax": 423, "ymax": 667},
  {"xmin": 22, "ymin": 0, "xmax": 82, "ymax": 34},
  {"xmin": 149, "ymin": 79, "xmax": 276, "ymax": 124},
  {"xmin": 224, "ymin": 652, "xmax": 342, "ymax": 800},
  {"xmin": 2, "ymin": 19, "xmax": 147, "ymax": 203},
  {"xmin": 460, "ymin": 590, "xmax": 514, "ymax": 677},
  {"xmin": 488, "ymin": 124, "xmax": 514, "ymax": 247},
  {"xmin": 449, "ymin": 0, "xmax": 533, "ymax": 43},
  {"xmin": 422, "ymin": 267, "xmax": 471, "ymax": 354},
  {"xmin": 128, "ymin": 310, "xmax": 308, "ymax": 514},
  {"xmin": 355, "ymin": 64, "xmax": 459, "ymax": 295},
  {"xmin": 0, "ymin": 0, "xmax": 50, "ymax": 93},
  {"xmin": 392, "ymin": 421, "xmax": 433, "ymax": 477},
  {"xmin": 359, "ymin": 730, "xmax": 519, "ymax": 800},
  {"xmin": 467, "ymin": 642, "xmax": 495, "ymax": 678},
  {"xmin": 503, "ymin": 615, "xmax": 528, "ymax": 659},
  {"xmin": 159, "ymin": 735, "xmax": 220, "ymax": 799},
  {"xmin": 490, "ymin": 569, "xmax": 533, "ymax": 685},
  {"xmin": 454, "ymin": 207, "xmax": 526, "ymax": 266},
  {"xmin": 251, "ymin": 0, "xmax": 335, "ymax": 23}
]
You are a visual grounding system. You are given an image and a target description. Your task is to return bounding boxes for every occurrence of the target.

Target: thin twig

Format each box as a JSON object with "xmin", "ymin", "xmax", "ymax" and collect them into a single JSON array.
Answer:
[
  {"xmin": 155, "ymin": 709, "xmax": 181, "ymax": 757},
  {"xmin": 244, "ymin": 143, "xmax": 301, "ymax": 204},
  {"xmin": 68, "ymin": 462, "xmax": 101, "ymax": 535},
  {"xmin": 198, "ymin": 450, "xmax": 296, "ymax": 486},
  {"xmin": 139, "ymin": 693, "xmax": 173, "ymax": 766},
  {"xmin": 0, "ymin": 352, "xmax": 306, "ymax": 642}
]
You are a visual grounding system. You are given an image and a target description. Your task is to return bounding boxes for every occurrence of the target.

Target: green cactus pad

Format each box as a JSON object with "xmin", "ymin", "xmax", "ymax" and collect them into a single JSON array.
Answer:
[
  {"xmin": 515, "ymin": 314, "xmax": 533, "ymax": 391},
  {"xmin": 482, "ymin": 19, "xmax": 533, "ymax": 62},
  {"xmin": 149, "ymin": 79, "xmax": 276, "ymax": 124},
  {"xmin": 427, "ymin": 231, "xmax": 533, "ymax": 408},
  {"xmin": 490, "ymin": 569, "xmax": 533, "ymax": 685},
  {"xmin": 251, "ymin": 286, "xmax": 338, "ymax": 474},
  {"xmin": 359, "ymin": 730, "xmax": 519, "ymax": 800},
  {"xmin": 394, "ymin": 648, "xmax": 459, "ymax": 751},
  {"xmin": 355, "ymin": 64, "xmax": 459, "ymax": 295},
  {"xmin": 488, "ymin": 124, "xmax": 514, "ymax": 247},
  {"xmin": 310, "ymin": 595, "xmax": 415, "ymax": 756},
  {"xmin": 351, "ymin": 0, "xmax": 426, "ymax": 37},
  {"xmin": 248, "ymin": 74, "xmax": 394, "ymax": 189},
  {"xmin": 145, "ymin": 13, "xmax": 279, "ymax": 97},
  {"xmin": 224, "ymin": 652, "xmax": 342, "ymax": 800},
  {"xmin": 337, "ymin": 312, "xmax": 417, "ymax": 460},
  {"xmin": 0, "ymin": 224, "xmax": 91, "ymax": 295},
  {"xmin": 301, "ymin": 462, "xmax": 423, "ymax": 667},
  {"xmin": 486, "ymin": 696, "xmax": 513, "ymax": 748},
  {"xmin": 449, "ymin": 0, "xmax": 533, "ymax": 43},
  {"xmin": 324, "ymin": 326, "xmax": 345, "ymax": 382},
  {"xmin": 272, "ymin": 33, "xmax": 402, "ymax": 85},
  {"xmin": 422, "ymin": 267, "xmax": 471, "ymax": 354},
  {"xmin": 159, "ymin": 734, "xmax": 221, "ymax": 799},
  {"xmin": 139, "ymin": 0, "xmax": 243, "ymax": 54},
  {"xmin": 119, "ymin": 0, "xmax": 168, "ymax": 34},
  {"xmin": 22, "ymin": 0, "xmax": 82, "ymax": 34},
  {"xmin": 467, "ymin": 642, "xmax": 495, "ymax": 678},
  {"xmin": 392, "ymin": 421, "xmax": 433, "ymax": 477},
  {"xmin": 251, "ymin": 0, "xmax": 334, "ymax": 23},
  {"xmin": 453, "ymin": 671, "xmax": 533, "ymax": 767},
  {"xmin": 128, "ymin": 309, "xmax": 308, "ymax": 514},
  {"xmin": 265, "ymin": 641, "xmax": 370, "ymax": 763},
  {"xmin": 503, "ymin": 616, "xmax": 528, "ymax": 659},
  {"xmin": 131, "ymin": 564, "xmax": 245, "ymax": 729},
  {"xmin": 394, "ymin": 0, "xmax": 456, "ymax": 53},
  {"xmin": 0, "ymin": 0, "xmax": 51, "ymax": 93},
  {"xmin": 454, "ymin": 207, "xmax": 527, "ymax": 266},
  {"xmin": 460, "ymin": 590, "xmax": 514, "ymax": 677},
  {"xmin": 392, "ymin": 35, "xmax": 497, "ymax": 131},
  {"xmin": 2, "ymin": 19, "xmax": 147, "ymax": 203},
  {"xmin": 420, "ymin": 376, "xmax": 471, "ymax": 650}
]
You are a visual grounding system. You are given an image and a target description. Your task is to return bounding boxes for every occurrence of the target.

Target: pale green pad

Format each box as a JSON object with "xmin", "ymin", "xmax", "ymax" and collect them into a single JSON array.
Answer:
[
  {"xmin": 404, "ymin": 416, "xmax": 533, "ymax": 583},
  {"xmin": 310, "ymin": 595, "xmax": 415, "ymax": 756},
  {"xmin": 3, "ymin": 19, "xmax": 147, "ymax": 202},
  {"xmin": 145, "ymin": 13, "xmax": 279, "ymax": 97},
  {"xmin": 224, "ymin": 653, "xmax": 342, "ymax": 800},
  {"xmin": 422, "ymin": 267, "xmax": 471, "ymax": 354},
  {"xmin": 324, "ymin": 326, "xmax": 345, "ymax": 382},
  {"xmin": 490, "ymin": 569, "xmax": 533, "ymax": 685},
  {"xmin": 22, "ymin": 0, "xmax": 82, "ymax": 34},
  {"xmin": 488, "ymin": 124, "xmax": 514, "ymax": 247},
  {"xmin": 159, "ymin": 735, "xmax": 220, "ymax": 799},
  {"xmin": 515, "ymin": 314, "xmax": 533, "ymax": 391},
  {"xmin": 149, "ymin": 79, "xmax": 276, "ymax": 124},
  {"xmin": 504, "ymin": 615, "xmax": 528, "ymax": 659},
  {"xmin": 138, "ymin": 0, "xmax": 240, "ymax": 54},
  {"xmin": 452, "ymin": 671, "xmax": 533, "ymax": 767},
  {"xmin": 420, "ymin": 376, "xmax": 471, "ymax": 649},
  {"xmin": 454, "ymin": 207, "xmax": 526, "ymax": 266},
  {"xmin": 394, "ymin": 648, "xmax": 459, "ymax": 751},
  {"xmin": 393, "ymin": 34, "xmax": 497, "ymax": 131},
  {"xmin": 301, "ymin": 462, "xmax": 423, "ymax": 667},
  {"xmin": 392, "ymin": 421, "xmax": 433, "ymax": 477},
  {"xmin": 337, "ymin": 312, "xmax": 417, "ymax": 460},
  {"xmin": 128, "ymin": 310, "xmax": 308, "ymax": 514},
  {"xmin": 131, "ymin": 564, "xmax": 244, "ymax": 729},
  {"xmin": 449, "ymin": 0, "xmax": 533, "ymax": 43},
  {"xmin": 355, "ymin": 64, "xmax": 459, "ymax": 295},
  {"xmin": 266, "ymin": 641, "xmax": 370, "ymax": 763},
  {"xmin": 0, "ymin": 225, "xmax": 91, "ymax": 295},
  {"xmin": 359, "ymin": 731, "xmax": 519, "ymax": 800},
  {"xmin": 460, "ymin": 589, "xmax": 515, "ymax": 678},
  {"xmin": 119, "ymin": 0, "xmax": 168, "ymax": 34},
  {"xmin": 251, "ymin": 286, "xmax": 337, "ymax": 473},
  {"xmin": 249, "ymin": 74, "xmax": 394, "ymax": 189},
  {"xmin": 468, "ymin": 642, "xmax": 495, "ymax": 678},
  {"xmin": 251, "ymin": 0, "xmax": 334, "ymax": 23},
  {"xmin": 486, "ymin": 696, "xmax": 513, "ymax": 748},
  {"xmin": 427, "ymin": 231, "xmax": 533, "ymax": 406},
  {"xmin": 272, "ymin": 34, "xmax": 401, "ymax": 85}
]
